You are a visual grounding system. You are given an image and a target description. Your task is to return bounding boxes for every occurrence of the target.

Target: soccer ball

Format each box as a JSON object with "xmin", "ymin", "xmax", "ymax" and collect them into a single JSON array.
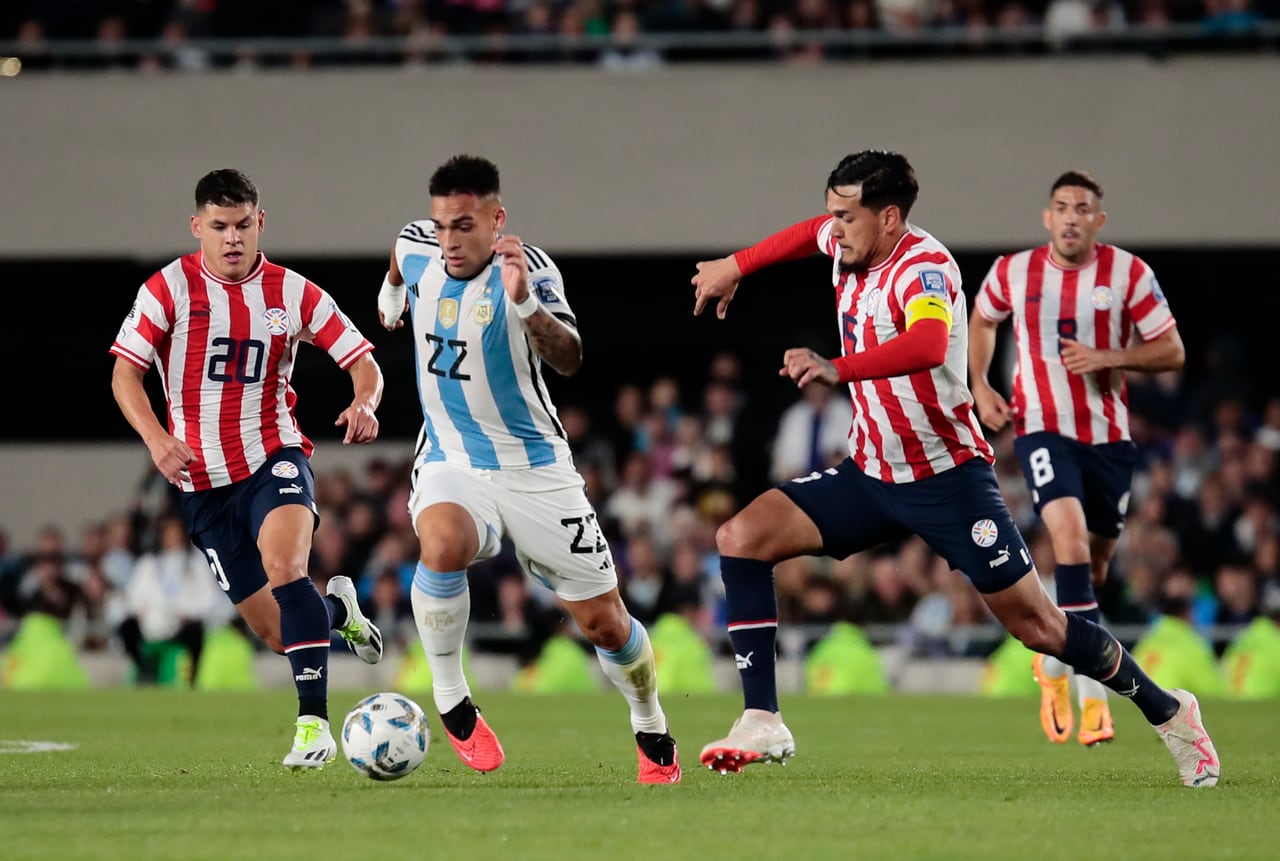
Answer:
[{"xmin": 341, "ymin": 692, "xmax": 430, "ymax": 781}]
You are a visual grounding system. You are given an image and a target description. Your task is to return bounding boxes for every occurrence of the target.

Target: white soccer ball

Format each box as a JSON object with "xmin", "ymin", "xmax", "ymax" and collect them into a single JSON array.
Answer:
[{"xmin": 341, "ymin": 692, "xmax": 430, "ymax": 781}]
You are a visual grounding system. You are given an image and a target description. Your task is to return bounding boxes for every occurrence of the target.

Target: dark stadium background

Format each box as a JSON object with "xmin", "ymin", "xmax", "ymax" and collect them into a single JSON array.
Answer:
[{"xmin": 5, "ymin": 248, "xmax": 1277, "ymax": 443}]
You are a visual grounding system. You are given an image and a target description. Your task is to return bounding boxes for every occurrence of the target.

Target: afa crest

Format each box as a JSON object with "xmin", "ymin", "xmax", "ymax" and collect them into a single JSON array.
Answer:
[
  {"xmin": 437, "ymin": 298, "xmax": 459, "ymax": 327},
  {"xmin": 474, "ymin": 299, "xmax": 494, "ymax": 325}
]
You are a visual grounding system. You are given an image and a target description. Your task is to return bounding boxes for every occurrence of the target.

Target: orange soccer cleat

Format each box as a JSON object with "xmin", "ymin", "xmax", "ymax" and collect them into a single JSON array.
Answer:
[{"xmin": 1032, "ymin": 654, "xmax": 1074, "ymax": 744}]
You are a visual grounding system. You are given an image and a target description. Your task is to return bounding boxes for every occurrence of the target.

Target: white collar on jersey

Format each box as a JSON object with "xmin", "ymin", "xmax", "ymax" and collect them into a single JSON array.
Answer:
[{"xmin": 199, "ymin": 251, "xmax": 267, "ymax": 285}]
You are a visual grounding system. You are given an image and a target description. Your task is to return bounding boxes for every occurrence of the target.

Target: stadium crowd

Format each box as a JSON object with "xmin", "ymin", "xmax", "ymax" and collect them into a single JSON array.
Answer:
[
  {"xmin": 1, "ymin": 335, "xmax": 1278, "ymax": 688},
  {"xmin": 3, "ymin": 0, "xmax": 1277, "ymax": 71}
]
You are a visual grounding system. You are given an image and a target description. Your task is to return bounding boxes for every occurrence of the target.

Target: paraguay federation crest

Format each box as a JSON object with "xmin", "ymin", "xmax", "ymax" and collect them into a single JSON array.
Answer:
[
  {"xmin": 271, "ymin": 461, "xmax": 300, "ymax": 479},
  {"xmin": 970, "ymin": 519, "xmax": 999, "ymax": 548},
  {"xmin": 263, "ymin": 307, "xmax": 290, "ymax": 335},
  {"xmin": 1091, "ymin": 286, "xmax": 1114, "ymax": 310},
  {"xmin": 437, "ymin": 298, "xmax": 459, "ymax": 327}
]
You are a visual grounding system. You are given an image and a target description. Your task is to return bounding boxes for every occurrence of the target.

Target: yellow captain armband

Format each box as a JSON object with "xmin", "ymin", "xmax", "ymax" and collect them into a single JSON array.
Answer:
[{"xmin": 905, "ymin": 295, "xmax": 953, "ymax": 330}]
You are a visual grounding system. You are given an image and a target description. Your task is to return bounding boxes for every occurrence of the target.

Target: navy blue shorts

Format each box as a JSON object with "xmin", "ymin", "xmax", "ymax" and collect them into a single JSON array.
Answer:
[
  {"xmin": 778, "ymin": 457, "xmax": 1032, "ymax": 593},
  {"xmin": 1013, "ymin": 432, "xmax": 1137, "ymax": 539},
  {"xmin": 178, "ymin": 448, "xmax": 318, "ymax": 604}
]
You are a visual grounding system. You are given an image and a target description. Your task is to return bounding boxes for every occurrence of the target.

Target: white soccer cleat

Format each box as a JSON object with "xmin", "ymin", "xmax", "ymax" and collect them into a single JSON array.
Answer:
[
  {"xmin": 327, "ymin": 575, "xmax": 383, "ymax": 665},
  {"xmin": 1156, "ymin": 689, "xmax": 1220, "ymax": 788},
  {"xmin": 283, "ymin": 715, "xmax": 338, "ymax": 770},
  {"xmin": 699, "ymin": 709, "xmax": 796, "ymax": 774}
]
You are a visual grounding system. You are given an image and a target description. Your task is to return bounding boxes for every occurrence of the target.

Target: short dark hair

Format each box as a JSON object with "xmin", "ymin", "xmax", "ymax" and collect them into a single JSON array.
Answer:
[
  {"xmin": 1051, "ymin": 170, "xmax": 1103, "ymax": 199},
  {"xmin": 827, "ymin": 151, "xmax": 919, "ymax": 218},
  {"xmin": 194, "ymin": 169, "xmax": 259, "ymax": 209},
  {"xmin": 429, "ymin": 155, "xmax": 501, "ymax": 197}
]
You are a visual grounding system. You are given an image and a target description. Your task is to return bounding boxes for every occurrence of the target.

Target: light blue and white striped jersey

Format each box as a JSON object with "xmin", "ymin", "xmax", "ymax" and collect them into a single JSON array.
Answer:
[{"xmin": 394, "ymin": 220, "xmax": 574, "ymax": 470}]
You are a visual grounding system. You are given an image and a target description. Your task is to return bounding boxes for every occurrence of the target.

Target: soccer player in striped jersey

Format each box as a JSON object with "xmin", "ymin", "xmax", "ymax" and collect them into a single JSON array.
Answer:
[
  {"xmin": 969, "ymin": 171, "xmax": 1187, "ymax": 747},
  {"xmin": 691, "ymin": 151, "xmax": 1217, "ymax": 788},
  {"xmin": 111, "ymin": 169, "xmax": 386, "ymax": 770},
  {"xmin": 377, "ymin": 154, "xmax": 680, "ymax": 783}
]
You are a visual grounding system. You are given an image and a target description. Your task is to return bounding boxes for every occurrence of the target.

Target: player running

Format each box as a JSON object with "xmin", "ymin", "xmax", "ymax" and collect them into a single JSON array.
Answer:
[
  {"xmin": 970, "ymin": 171, "xmax": 1185, "ymax": 747},
  {"xmin": 690, "ymin": 151, "xmax": 1218, "ymax": 788},
  {"xmin": 377, "ymin": 154, "xmax": 681, "ymax": 783},
  {"xmin": 111, "ymin": 169, "xmax": 385, "ymax": 769}
]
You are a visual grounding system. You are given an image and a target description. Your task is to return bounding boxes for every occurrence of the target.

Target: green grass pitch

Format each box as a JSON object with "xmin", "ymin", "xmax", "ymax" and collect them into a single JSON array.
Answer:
[{"xmin": 1, "ymin": 690, "xmax": 1276, "ymax": 860}]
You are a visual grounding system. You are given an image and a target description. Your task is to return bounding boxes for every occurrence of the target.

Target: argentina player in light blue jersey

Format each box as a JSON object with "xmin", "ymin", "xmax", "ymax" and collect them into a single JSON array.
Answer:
[{"xmin": 377, "ymin": 155, "xmax": 681, "ymax": 783}]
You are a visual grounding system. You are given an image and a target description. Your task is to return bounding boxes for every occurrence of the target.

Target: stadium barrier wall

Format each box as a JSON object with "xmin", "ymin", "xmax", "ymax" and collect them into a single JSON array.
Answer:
[{"xmin": 2, "ymin": 57, "xmax": 1277, "ymax": 258}]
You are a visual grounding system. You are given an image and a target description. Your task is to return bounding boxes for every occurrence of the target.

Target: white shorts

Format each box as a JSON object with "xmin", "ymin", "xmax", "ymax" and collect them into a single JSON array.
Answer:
[{"xmin": 408, "ymin": 460, "xmax": 617, "ymax": 602}]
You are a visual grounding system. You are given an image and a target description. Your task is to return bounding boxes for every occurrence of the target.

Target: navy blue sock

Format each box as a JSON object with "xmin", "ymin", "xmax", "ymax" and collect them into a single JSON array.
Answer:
[
  {"xmin": 1058, "ymin": 612, "xmax": 1179, "ymax": 725},
  {"xmin": 273, "ymin": 578, "xmax": 331, "ymax": 721},
  {"xmin": 721, "ymin": 556, "xmax": 779, "ymax": 713},
  {"xmin": 1054, "ymin": 562, "xmax": 1098, "ymax": 621}
]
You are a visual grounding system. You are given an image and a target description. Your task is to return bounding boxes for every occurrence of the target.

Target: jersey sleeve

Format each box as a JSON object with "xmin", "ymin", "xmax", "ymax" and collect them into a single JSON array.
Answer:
[
  {"xmin": 974, "ymin": 257, "xmax": 1013, "ymax": 323},
  {"xmin": 109, "ymin": 271, "xmax": 174, "ymax": 370},
  {"xmin": 522, "ymin": 244, "xmax": 575, "ymax": 325},
  {"xmin": 1126, "ymin": 259, "xmax": 1177, "ymax": 341},
  {"xmin": 395, "ymin": 220, "xmax": 441, "ymax": 288},
  {"xmin": 892, "ymin": 258, "xmax": 959, "ymax": 332},
  {"xmin": 300, "ymin": 281, "xmax": 374, "ymax": 369}
]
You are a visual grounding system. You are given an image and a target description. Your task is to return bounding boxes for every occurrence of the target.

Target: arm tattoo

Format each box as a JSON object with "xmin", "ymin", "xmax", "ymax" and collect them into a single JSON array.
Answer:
[{"xmin": 522, "ymin": 310, "xmax": 583, "ymax": 376}]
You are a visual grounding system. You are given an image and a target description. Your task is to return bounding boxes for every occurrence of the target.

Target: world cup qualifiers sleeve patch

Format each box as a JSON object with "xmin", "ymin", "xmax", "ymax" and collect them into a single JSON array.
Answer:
[
  {"xmin": 919, "ymin": 270, "xmax": 948, "ymax": 297},
  {"xmin": 532, "ymin": 276, "xmax": 559, "ymax": 304},
  {"xmin": 1150, "ymin": 276, "xmax": 1167, "ymax": 304}
]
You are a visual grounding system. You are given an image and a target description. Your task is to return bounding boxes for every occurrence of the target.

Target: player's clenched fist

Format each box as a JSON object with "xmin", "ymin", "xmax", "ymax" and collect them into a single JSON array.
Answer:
[
  {"xmin": 147, "ymin": 434, "xmax": 194, "ymax": 487},
  {"xmin": 336, "ymin": 402, "xmax": 379, "ymax": 445},
  {"xmin": 491, "ymin": 235, "xmax": 530, "ymax": 302},
  {"xmin": 779, "ymin": 348, "xmax": 839, "ymax": 388}
]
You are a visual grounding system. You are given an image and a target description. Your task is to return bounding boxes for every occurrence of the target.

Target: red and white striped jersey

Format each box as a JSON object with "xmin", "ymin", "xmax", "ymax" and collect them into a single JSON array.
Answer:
[
  {"xmin": 110, "ymin": 252, "xmax": 373, "ymax": 492},
  {"xmin": 817, "ymin": 221, "xmax": 994, "ymax": 483},
  {"xmin": 975, "ymin": 243, "xmax": 1176, "ymax": 444}
]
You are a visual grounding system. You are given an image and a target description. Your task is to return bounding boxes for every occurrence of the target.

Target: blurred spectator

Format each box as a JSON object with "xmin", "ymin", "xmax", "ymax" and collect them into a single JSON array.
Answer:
[
  {"xmin": 1132, "ymin": 571, "xmax": 1227, "ymax": 694},
  {"xmin": 117, "ymin": 515, "xmax": 225, "ymax": 685},
  {"xmin": 769, "ymin": 383, "xmax": 854, "ymax": 483}
]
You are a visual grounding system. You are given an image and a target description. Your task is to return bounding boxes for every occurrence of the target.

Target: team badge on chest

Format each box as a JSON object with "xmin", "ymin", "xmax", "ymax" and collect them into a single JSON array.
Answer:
[
  {"xmin": 1091, "ymin": 286, "xmax": 1113, "ymax": 310},
  {"xmin": 263, "ymin": 307, "xmax": 290, "ymax": 335},
  {"xmin": 437, "ymin": 298, "xmax": 459, "ymax": 327},
  {"xmin": 473, "ymin": 298, "xmax": 493, "ymax": 325}
]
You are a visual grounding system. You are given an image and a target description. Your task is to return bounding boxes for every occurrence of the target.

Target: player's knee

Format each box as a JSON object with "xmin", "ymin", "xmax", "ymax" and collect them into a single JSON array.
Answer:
[
  {"xmin": 259, "ymin": 551, "xmax": 307, "ymax": 586},
  {"xmin": 716, "ymin": 515, "xmax": 759, "ymax": 558},
  {"xmin": 417, "ymin": 531, "xmax": 471, "ymax": 572},
  {"xmin": 575, "ymin": 602, "xmax": 630, "ymax": 650}
]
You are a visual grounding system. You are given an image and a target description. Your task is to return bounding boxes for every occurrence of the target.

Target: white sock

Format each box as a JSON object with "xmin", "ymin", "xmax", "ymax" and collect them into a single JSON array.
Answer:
[
  {"xmin": 1076, "ymin": 672, "xmax": 1109, "ymax": 706},
  {"xmin": 1040, "ymin": 655, "xmax": 1071, "ymax": 678},
  {"xmin": 595, "ymin": 617, "xmax": 666, "ymax": 735},
  {"xmin": 410, "ymin": 565, "xmax": 471, "ymax": 715}
]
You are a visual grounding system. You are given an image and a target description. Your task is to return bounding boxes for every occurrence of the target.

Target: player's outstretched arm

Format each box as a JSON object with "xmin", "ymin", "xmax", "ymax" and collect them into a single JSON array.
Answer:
[
  {"xmin": 493, "ymin": 234, "xmax": 583, "ymax": 377},
  {"xmin": 335, "ymin": 353, "xmax": 383, "ymax": 444},
  {"xmin": 968, "ymin": 311, "xmax": 1012, "ymax": 431},
  {"xmin": 377, "ymin": 249, "xmax": 408, "ymax": 331},
  {"xmin": 111, "ymin": 357, "xmax": 193, "ymax": 487},
  {"xmin": 693, "ymin": 216, "xmax": 828, "ymax": 320}
]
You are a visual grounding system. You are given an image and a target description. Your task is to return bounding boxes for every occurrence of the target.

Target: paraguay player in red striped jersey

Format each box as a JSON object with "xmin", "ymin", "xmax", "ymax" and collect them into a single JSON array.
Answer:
[
  {"xmin": 691, "ymin": 152, "xmax": 1217, "ymax": 788},
  {"xmin": 110, "ymin": 169, "xmax": 387, "ymax": 769},
  {"xmin": 969, "ymin": 171, "xmax": 1187, "ymax": 748}
]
